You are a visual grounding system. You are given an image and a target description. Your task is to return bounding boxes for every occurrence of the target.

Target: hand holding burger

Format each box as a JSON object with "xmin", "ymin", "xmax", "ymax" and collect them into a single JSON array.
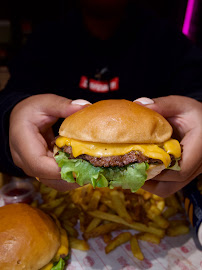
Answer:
[
  {"xmin": 135, "ymin": 95, "xmax": 202, "ymax": 197},
  {"xmin": 9, "ymin": 94, "xmax": 90, "ymax": 191}
]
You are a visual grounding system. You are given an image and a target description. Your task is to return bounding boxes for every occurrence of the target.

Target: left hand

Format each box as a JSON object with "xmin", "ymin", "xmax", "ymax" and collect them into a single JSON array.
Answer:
[{"xmin": 134, "ymin": 95, "xmax": 202, "ymax": 197}]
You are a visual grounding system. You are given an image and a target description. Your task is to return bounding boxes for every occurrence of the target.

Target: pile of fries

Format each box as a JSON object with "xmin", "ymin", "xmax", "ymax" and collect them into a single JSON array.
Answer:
[{"xmin": 32, "ymin": 181, "xmax": 190, "ymax": 261}]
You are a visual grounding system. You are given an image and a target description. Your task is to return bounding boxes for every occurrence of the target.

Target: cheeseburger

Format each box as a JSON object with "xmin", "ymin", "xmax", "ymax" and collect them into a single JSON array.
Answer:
[
  {"xmin": 54, "ymin": 99, "xmax": 181, "ymax": 192},
  {"xmin": 0, "ymin": 203, "xmax": 68, "ymax": 270}
]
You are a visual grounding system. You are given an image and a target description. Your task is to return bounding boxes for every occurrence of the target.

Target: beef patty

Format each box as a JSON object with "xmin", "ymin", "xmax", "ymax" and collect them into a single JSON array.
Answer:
[{"xmin": 61, "ymin": 146, "xmax": 164, "ymax": 167}]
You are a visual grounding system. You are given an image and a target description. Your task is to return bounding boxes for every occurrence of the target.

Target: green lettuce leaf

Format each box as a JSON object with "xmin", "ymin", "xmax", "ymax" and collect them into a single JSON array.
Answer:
[
  {"xmin": 104, "ymin": 163, "xmax": 149, "ymax": 192},
  {"xmin": 55, "ymin": 151, "xmax": 148, "ymax": 192},
  {"xmin": 51, "ymin": 258, "xmax": 65, "ymax": 270}
]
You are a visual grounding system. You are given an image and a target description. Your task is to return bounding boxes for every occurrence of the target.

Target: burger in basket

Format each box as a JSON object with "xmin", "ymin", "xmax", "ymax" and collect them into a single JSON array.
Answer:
[{"xmin": 54, "ymin": 99, "xmax": 181, "ymax": 192}]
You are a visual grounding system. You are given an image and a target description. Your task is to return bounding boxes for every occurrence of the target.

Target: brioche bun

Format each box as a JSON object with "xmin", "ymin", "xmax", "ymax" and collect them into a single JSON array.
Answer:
[
  {"xmin": 59, "ymin": 99, "xmax": 172, "ymax": 144},
  {"xmin": 0, "ymin": 203, "xmax": 60, "ymax": 270}
]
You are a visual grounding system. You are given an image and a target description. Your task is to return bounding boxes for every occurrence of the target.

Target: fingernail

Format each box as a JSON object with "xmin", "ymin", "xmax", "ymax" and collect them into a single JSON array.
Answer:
[
  {"xmin": 134, "ymin": 97, "xmax": 154, "ymax": 105},
  {"xmin": 71, "ymin": 99, "xmax": 92, "ymax": 105}
]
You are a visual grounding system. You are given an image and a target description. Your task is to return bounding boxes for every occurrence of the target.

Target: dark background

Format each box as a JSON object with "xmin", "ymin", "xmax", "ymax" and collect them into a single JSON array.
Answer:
[{"xmin": 0, "ymin": 0, "xmax": 201, "ymax": 65}]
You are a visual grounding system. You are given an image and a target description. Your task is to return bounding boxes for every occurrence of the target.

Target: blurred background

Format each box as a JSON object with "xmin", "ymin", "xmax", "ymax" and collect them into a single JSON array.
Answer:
[{"xmin": 0, "ymin": 0, "xmax": 201, "ymax": 90}]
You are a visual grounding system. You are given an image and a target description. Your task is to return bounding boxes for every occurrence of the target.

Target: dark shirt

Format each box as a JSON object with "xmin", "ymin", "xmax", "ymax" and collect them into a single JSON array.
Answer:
[{"xmin": 0, "ymin": 6, "xmax": 202, "ymax": 176}]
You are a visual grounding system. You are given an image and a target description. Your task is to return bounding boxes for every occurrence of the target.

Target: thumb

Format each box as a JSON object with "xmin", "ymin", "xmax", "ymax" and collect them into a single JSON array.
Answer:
[
  {"xmin": 37, "ymin": 94, "xmax": 91, "ymax": 119},
  {"xmin": 134, "ymin": 95, "xmax": 194, "ymax": 118}
]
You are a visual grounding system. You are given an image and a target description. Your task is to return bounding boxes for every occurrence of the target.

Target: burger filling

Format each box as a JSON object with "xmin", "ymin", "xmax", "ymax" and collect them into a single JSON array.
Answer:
[
  {"xmin": 54, "ymin": 137, "xmax": 181, "ymax": 192},
  {"xmin": 62, "ymin": 145, "xmax": 164, "ymax": 167}
]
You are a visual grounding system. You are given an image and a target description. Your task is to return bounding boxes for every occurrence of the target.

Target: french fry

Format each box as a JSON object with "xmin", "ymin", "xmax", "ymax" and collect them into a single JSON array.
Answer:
[
  {"xmin": 152, "ymin": 194, "xmax": 164, "ymax": 201},
  {"xmin": 69, "ymin": 188, "xmax": 82, "ymax": 204},
  {"xmin": 30, "ymin": 200, "xmax": 38, "ymax": 208},
  {"xmin": 32, "ymin": 179, "xmax": 40, "ymax": 191},
  {"xmin": 100, "ymin": 197, "xmax": 115, "ymax": 211},
  {"xmin": 61, "ymin": 219, "xmax": 74, "ymax": 227},
  {"xmin": 39, "ymin": 183, "xmax": 52, "ymax": 195},
  {"xmin": 130, "ymin": 236, "xmax": 144, "ymax": 260},
  {"xmin": 143, "ymin": 191, "xmax": 152, "ymax": 200},
  {"xmin": 135, "ymin": 189, "xmax": 145, "ymax": 196},
  {"xmin": 43, "ymin": 188, "xmax": 58, "ymax": 203},
  {"xmin": 105, "ymin": 232, "xmax": 132, "ymax": 254},
  {"xmin": 62, "ymin": 207, "xmax": 80, "ymax": 220},
  {"xmin": 35, "ymin": 182, "xmax": 190, "ymax": 262},
  {"xmin": 148, "ymin": 221, "xmax": 161, "ymax": 229},
  {"xmin": 103, "ymin": 233, "xmax": 112, "ymax": 244},
  {"xmin": 136, "ymin": 232, "xmax": 161, "ymax": 244},
  {"xmin": 87, "ymin": 190, "xmax": 101, "ymax": 211},
  {"xmin": 147, "ymin": 211, "xmax": 169, "ymax": 229},
  {"xmin": 40, "ymin": 197, "xmax": 65, "ymax": 210},
  {"xmin": 85, "ymin": 203, "xmax": 109, "ymax": 233},
  {"xmin": 99, "ymin": 204, "xmax": 108, "ymax": 212},
  {"xmin": 83, "ymin": 222, "xmax": 123, "ymax": 240},
  {"xmin": 166, "ymin": 224, "xmax": 189, "ymax": 237},
  {"xmin": 85, "ymin": 217, "xmax": 102, "ymax": 233},
  {"xmin": 165, "ymin": 194, "xmax": 183, "ymax": 212},
  {"xmin": 62, "ymin": 222, "xmax": 78, "ymax": 238},
  {"xmin": 156, "ymin": 200, "xmax": 165, "ymax": 212},
  {"xmin": 79, "ymin": 212, "xmax": 88, "ymax": 232},
  {"xmin": 149, "ymin": 205, "xmax": 162, "ymax": 216},
  {"xmin": 88, "ymin": 210, "xmax": 165, "ymax": 238},
  {"xmin": 169, "ymin": 220, "xmax": 189, "ymax": 227},
  {"xmin": 130, "ymin": 204, "xmax": 142, "ymax": 222},
  {"xmin": 111, "ymin": 190, "xmax": 133, "ymax": 223},
  {"xmin": 69, "ymin": 237, "xmax": 89, "ymax": 251},
  {"xmin": 53, "ymin": 203, "xmax": 67, "ymax": 218},
  {"xmin": 162, "ymin": 207, "xmax": 177, "ymax": 219},
  {"xmin": 81, "ymin": 184, "xmax": 93, "ymax": 205}
]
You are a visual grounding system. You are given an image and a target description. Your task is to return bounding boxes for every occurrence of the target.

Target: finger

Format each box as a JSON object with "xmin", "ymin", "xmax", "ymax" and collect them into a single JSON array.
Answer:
[
  {"xmin": 143, "ymin": 176, "xmax": 193, "ymax": 197},
  {"xmin": 33, "ymin": 156, "xmax": 61, "ymax": 179},
  {"xmin": 134, "ymin": 96, "xmax": 186, "ymax": 138},
  {"xmin": 35, "ymin": 94, "xmax": 91, "ymax": 119},
  {"xmin": 134, "ymin": 95, "xmax": 195, "ymax": 118},
  {"xmin": 38, "ymin": 178, "xmax": 80, "ymax": 192},
  {"xmin": 12, "ymin": 123, "xmax": 61, "ymax": 179},
  {"xmin": 153, "ymin": 129, "xmax": 202, "ymax": 182}
]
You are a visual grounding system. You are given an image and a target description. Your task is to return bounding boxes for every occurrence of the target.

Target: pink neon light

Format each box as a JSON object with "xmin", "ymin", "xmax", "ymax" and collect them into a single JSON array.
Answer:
[{"xmin": 182, "ymin": 0, "xmax": 195, "ymax": 36}]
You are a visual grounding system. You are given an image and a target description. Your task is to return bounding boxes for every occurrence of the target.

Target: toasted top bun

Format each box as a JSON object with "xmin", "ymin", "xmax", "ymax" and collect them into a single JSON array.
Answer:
[
  {"xmin": 60, "ymin": 99, "xmax": 172, "ymax": 144},
  {"xmin": 0, "ymin": 203, "xmax": 60, "ymax": 270}
]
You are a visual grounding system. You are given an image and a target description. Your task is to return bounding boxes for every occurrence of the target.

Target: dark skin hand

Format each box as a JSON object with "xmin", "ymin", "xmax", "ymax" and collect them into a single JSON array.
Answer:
[
  {"xmin": 9, "ymin": 94, "xmax": 90, "ymax": 191},
  {"xmin": 135, "ymin": 95, "xmax": 202, "ymax": 197}
]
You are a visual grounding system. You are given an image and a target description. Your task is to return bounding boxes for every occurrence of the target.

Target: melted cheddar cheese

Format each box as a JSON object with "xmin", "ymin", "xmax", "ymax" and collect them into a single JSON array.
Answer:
[{"xmin": 55, "ymin": 137, "xmax": 181, "ymax": 168}]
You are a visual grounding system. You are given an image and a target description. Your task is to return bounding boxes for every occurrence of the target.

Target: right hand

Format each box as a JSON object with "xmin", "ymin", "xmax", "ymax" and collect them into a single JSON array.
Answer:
[{"xmin": 9, "ymin": 94, "xmax": 91, "ymax": 191}]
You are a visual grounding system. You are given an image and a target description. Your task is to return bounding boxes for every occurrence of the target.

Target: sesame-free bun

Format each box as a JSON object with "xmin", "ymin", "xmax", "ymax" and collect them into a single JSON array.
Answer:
[
  {"xmin": 60, "ymin": 99, "xmax": 172, "ymax": 144},
  {"xmin": 0, "ymin": 203, "xmax": 60, "ymax": 270}
]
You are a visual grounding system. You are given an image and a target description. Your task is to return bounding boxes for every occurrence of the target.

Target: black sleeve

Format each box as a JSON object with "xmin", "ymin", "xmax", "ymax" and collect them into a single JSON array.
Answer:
[
  {"xmin": 169, "ymin": 40, "xmax": 202, "ymax": 102},
  {"xmin": 136, "ymin": 8, "xmax": 202, "ymax": 101},
  {"xmin": 158, "ymin": 20, "xmax": 202, "ymax": 101},
  {"xmin": 0, "ymin": 23, "xmax": 57, "ymax": 176}
]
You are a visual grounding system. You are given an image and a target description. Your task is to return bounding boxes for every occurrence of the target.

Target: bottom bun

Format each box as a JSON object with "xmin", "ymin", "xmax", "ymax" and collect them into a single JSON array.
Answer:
[{"xmin": 146, "ymin": 164, "xmax": 165, "ymax": 180}]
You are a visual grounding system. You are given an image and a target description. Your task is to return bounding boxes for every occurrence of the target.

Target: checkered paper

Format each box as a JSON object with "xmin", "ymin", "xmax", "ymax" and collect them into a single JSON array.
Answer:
[{"xmin": 66, "ymin": 230, "xmax": 202, "ymax": 270}]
